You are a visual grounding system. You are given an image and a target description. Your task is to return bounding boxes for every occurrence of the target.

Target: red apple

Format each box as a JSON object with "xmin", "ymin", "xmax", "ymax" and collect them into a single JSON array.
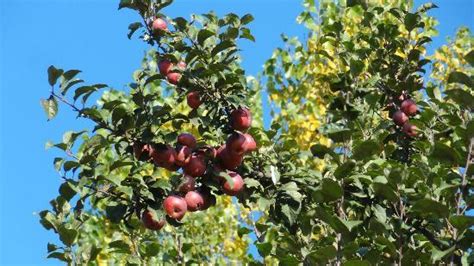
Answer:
[
  {"xmin": 167, "ymin": 72, "xmax": 181, "ymax": 85},
  {"xmin": 159, "ymin": 60, "xmax": 173, "ymax": 76},
  {"xmin": 392, "ymin": 110, "xmax": 409, "ymax": 126},
  {"xmin": 197, "ymin": 146, "xmax": 217, "ymax": 159},
  {"xmin": 183, "ymin": 155, "xmax": 206, "ymax": 177},
  {"xmin": 141, "ymin": 209, "xmax": 166, "ymax": 230},
  {"xmin": 400, "ymin": 99, "xmax": 417, "ymax": 116},
  {"xmin": 177, "ymin": 175, "xmax": 195, "ymax": 194},
  {"xmin": 184, "ymin": 191, "xmax": 205, "ymax": 212},
  {"xmin": 226, "ymin": 132, "xmax": 249, "ymax": 155},
  {"xmin": 177, "ymin": 133, "xmax": 197, "ymax": 148},
  {"xmin": 187, "ymin": 91, "xmax": 201, "ymax": 109},
  {"xmin": 163, "ymin": 195, "xmax": 187, "ymax": 220},
  {"xmin": 244, "ymin": 133, "xmax": 257, "ymax": 152},
  {"xmin": 221, "ymin": 172, "xmax": 244, "ymax": 196},
  {"xmin": 231, "ymin": 108, "xmax": 252, "ymax": 131},
  {"xmin": 402, "ymin": 123, "xmax": 418, "ymax": 137},
  {"xmin": 152, "ymin": 18, "xmax": 168, "ymax": 32},
  {"xmin": 151, "ymin": 144, "xmax": 176, "ymax": 166},
  {"xmin": 177, "ymin": 61, "xmax": 186, "ymax": 70},
  {"xmin": 175, "ymin": 145, "xmax": 191, "ymax": 167},
  {"xmin": 201, "ymin": 193, "xmax": 216, "ymax": 210},
  {"xmin": 217, "ymin": 145, "xmax": 243, "ymax": 170},
  {"xmin": 133, "ymin": 142, "xmax": 152, "ymax": 161}
]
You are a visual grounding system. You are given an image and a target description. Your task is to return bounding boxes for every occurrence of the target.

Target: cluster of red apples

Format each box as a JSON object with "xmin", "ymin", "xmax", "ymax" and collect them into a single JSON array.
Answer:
[
  {"xmin": 150, "ymin": 18, "xmax": 202, "ymax": 110},
  {"xmin": 392, "ymin": 98, "xmax": 418, "ymax": 137}
]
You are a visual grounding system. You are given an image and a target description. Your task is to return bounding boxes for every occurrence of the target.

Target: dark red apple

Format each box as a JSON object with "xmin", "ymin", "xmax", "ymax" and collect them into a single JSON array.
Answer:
[
  {"xmin": 151, "ymin": 144, "xmax": 176, "ymax": 166},
  {"xmin": 175, "ymin": 145, "xmax": 191, "ymax": 167},
  {"xmin": 152, "ymin": 18, "xmax": 168, "ymax": 32},
  {"xmin": 163, "ymin": 195, "xmax": 187, "ymax": 220},
  {"xmin": 400, "ymin": 99, "xmax": 417, "ymax": 116},
  {"xmin": 187, "ymin": 91, "xmax": 201, "ymax": 109},
  {"xmin": 392, "ymin": 110, "xmax": 409, "ymax": 126},
  {"xmin": 159, "ymin": 60, "xmax": 173, "ymax": 76},
  {"xmin": 217, "ymin": 145, "xmax": 243, "ymax": 170},
  {"xmin": 133, "ymin": 142, "xmax": 152, "ymax": 161},
  {"xmin": 183, "ymin": 155, "xmax": 206, "ymax": 177},
  {"xmin": 402, "ymin": 123, "xmax": 418, "ymax": 137},
  {"xmin": 230, "ymin": 108, "xmax": 252, "ymax": 131},
  {"xmin": 177, "ymin": 133, "xmax": 197, "ymax": 148},
  {"xmin": 197, "ymin": 187, "xmax": 216, "ymax": 210},
  {"xmin": 184, "ymin": 191, "xmax": 205, "ymax": 212},
  {"xmin": 167, "ymin": 72, "xmax": 181, "ymax": 85},
  {"xmin": 226, "ymin": 132, "xmax": 249, "ymax": 155},
  {"xmin": 141, "ymin": 209, "xmax": 166, "ymax": 230},
  {"xmin": 244, "ymin": 133, "xmax": 257, "ymax": 152},
  {"xmin": 221, "ymin": 172, "xmax": 244, "ymax": 196},
  {"xmin": 177, "ymin": 175, "xmax": 196, "ymax": 194}
]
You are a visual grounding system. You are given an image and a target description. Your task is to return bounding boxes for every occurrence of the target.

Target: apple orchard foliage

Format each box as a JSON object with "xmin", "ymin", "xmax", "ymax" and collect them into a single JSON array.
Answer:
[{"xmin": 39, "ymin": 0, "xmax": 474, "ymax": 265}]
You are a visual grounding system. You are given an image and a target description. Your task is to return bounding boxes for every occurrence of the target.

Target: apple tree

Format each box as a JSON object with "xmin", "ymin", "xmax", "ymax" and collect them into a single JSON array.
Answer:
[{"xmin": 39, "ymin": 0, "xmax": 474, "ymax": 265}]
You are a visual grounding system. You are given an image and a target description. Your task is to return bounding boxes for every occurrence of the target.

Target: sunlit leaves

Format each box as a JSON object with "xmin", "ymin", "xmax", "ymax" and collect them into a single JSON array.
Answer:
[{"xmin": 40, "ymin": 96, "xmax": 58, "ymax": 120}]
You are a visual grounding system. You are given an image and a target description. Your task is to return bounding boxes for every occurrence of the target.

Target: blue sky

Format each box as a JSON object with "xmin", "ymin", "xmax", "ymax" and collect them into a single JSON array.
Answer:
[{"xmin": 0, "ymin": 0, "xmax": 472, "ymax": 265}]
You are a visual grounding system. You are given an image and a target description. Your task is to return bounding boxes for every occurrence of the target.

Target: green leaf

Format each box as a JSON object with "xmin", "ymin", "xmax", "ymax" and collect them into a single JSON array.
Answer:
[
  {"xmin": 327, "ymin": 128, "xmax": 352, "ymax": 142},
  {"xmin": 270, "ymin": 165, "xmax": 280, "ymax": 185},
  {"xmin": 404, "ymin": 13, "xmax": 419, "ymax": 31},
  {"xmin": 321, "ymin": 178, "xmax": 343, "ymax": 201},
  {"xmin": 447, "ymin": 71, "xmax": 473, "ymax": 88},
  {"xmin": 240, "ymin": 27, "xmax": 255, "ymax": 42},
  {"xmin": 240, "ymin": 14, "xmax": 254, "ymax": 25},
  {"xmin": 310, "ymin": 144, "xmax": 331, "ymax": 158},
  {"xmin": 47, "ymin": 65, "xmax": 63, "ymax": 86},
  {"xmin": 39, "ymin": 210, "xmax": 57, "ymax": 231},
  {"xmin": 106, "ymin": 203, "xmax": 127, "ymax": 223},
  {"xmin": 431, "ymin": 142, "xmax": 462, "ymax": 166},
  {"xmin": 344, "ymin": 260, "xmax": 371, "ymax": 266},
  {"xmin": 449, "ymin": 215, "xmax": 474, "ymax": 232},
  {"xmin": 47, "ymin": 252, "xmax": 69, "ymax": 262},
  {"xmin": 59, "ymin": 181, "xmax": 77, "ymax": 201},
  {"xmin": 58, "ymin": 225, "xmax": 78, "ymax": 247},
  {"xmin": 373, "ymin": 183, "xmax": 398, "ymax": 202},
  {"xmin": 63, "ymin": 161, "xmax": 80, "ymax": 172},
  {"xmin": 350, "ymin": 59, "xmax": 364, "ymax": 76},
  {"xmin": 334, "ymin": 160, "xmax": 356, "ymax": 179},
  {"xmin": 464, "ymin": 50, "xmax": 474, "ymax": 67},
  {"xmin": 411, "ymin": 198, "xmax": 449, "ymax": 218},
  {"xmin": 73, "ymin": 86, "xmax": 99, "ymax": 102},
  {"xmin": 352, "ymin": 140, "xmax": 381, "ymax": 160},
  {"xmin": 109, "ymin": 240, "xmax": 131, "ymax": 252},
  {"xmin": 237, "ymin": 226, "xmax": 252, "ymax": 237},
  {"xmin": 431, "ymin": 246, "xmax": 455, "ymax": 262},
  {"xmin": 47, "ymin": 243, "xmax": 59, "ymax": 253},
  {"xmin": 197, "ymin": 29, "xmax": 214, "ymax": 45},
  {"xmin": 307, "ymin": 245, "xmax": 337, "ymax": 262},
  {"xmin": 110, "ymin": 160, "xmax": 134, "ymax": 172},
  {"xmin": 40, "ymin": 97, "xmax": 58, "ymax": 121},
  {"xmin": 211, "ymin": 40, "xmax": 235, "ymax": 57},
  {"xmin": 127, "ymin": 22, "xmax": 143, "ymax": 39},
  {"xmin": 145, "ymin": 242, "xmax": 160, "ymax": 257},
  {"xmin": 256, "ymin": 242, "xmax": 272, "ymax": 257},
  {"xmin": 445, "ymin": 89, "xmax": 474, "ymax": 109},
  {"xmin": 416, "ymin": 3, "xmax": 438, "ymax": 13},
  {"xmin": 339, "ymin": 219, "xmax": 363, "ymax": 231}
]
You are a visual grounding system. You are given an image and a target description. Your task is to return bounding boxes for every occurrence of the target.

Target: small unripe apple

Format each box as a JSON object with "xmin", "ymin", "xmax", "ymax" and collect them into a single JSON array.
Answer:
[
  {"xmin": 226, "ymin": 132, "xmax": 249, "ymax": 155},
  {"xmin": 244, "ymin": 133, "xmax": 257, "ymax": 152},
  {"xmin": 392, "ymin": 110, "xmax": 409, "ymax": 126},
  {"xmin": 217, "ymin": 145, "xmax": 243, "ymax": 170},
  {"xmin": 221, "ymin": 172, "xmax": 244, "ymax": 196},
  {"xmin": 177, "ymin": 175, "xmax": 195, "ymax": 194},
  {"xmin": 187, "ymin": 91, "xmax": 201, "ymax": 109},
  {"xmin": 231, "ymin": 108, "xmax": 252, "ymax": 131},
  {"xmin": 141, "ymin": 209, "xmax": 166, "ymax": 230},
  {"xmin": 152, "ymin": 18, "xmax": 168, "ymax": 32},
  {"xmin": 184, "ymin": 191, "xmax": 205, "ymax": 212},
  {"xmin": 151, "ymin": 144, "xmax": 176, "ymax": 166},
  {"xmin": 167, "ymin": 72, "xmax": 181, "ymax": 85},
  {"xmin": 177, "ymin": 133, "xmax": 197, "ymax": 148},
  {"xmin": 400, "ymin": 99, "xmax": 417, "ymax": 116},
  {"xmin": 163, "ymin": 195, "xmax": 187, "ymax": 220},
  {"xmin": 175, "ymin": 145, "xmax": 191, "ymax": 167},
  {"xmin": 183, "ymin": 155, "xmax": 206, "ymax": 177},
  {"xmin": 159, "ymin": 60, "xmax": 173, "ymax": 76},
  {"xmin": 402, "ymin": 122, "xmax": 418, "ymax": 137}
]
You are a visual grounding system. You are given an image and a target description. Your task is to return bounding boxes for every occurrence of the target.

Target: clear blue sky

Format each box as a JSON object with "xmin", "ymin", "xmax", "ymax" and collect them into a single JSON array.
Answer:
[{"xmin": 0, "ymin": 0, "xmax": 472, "ymax": 265}]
